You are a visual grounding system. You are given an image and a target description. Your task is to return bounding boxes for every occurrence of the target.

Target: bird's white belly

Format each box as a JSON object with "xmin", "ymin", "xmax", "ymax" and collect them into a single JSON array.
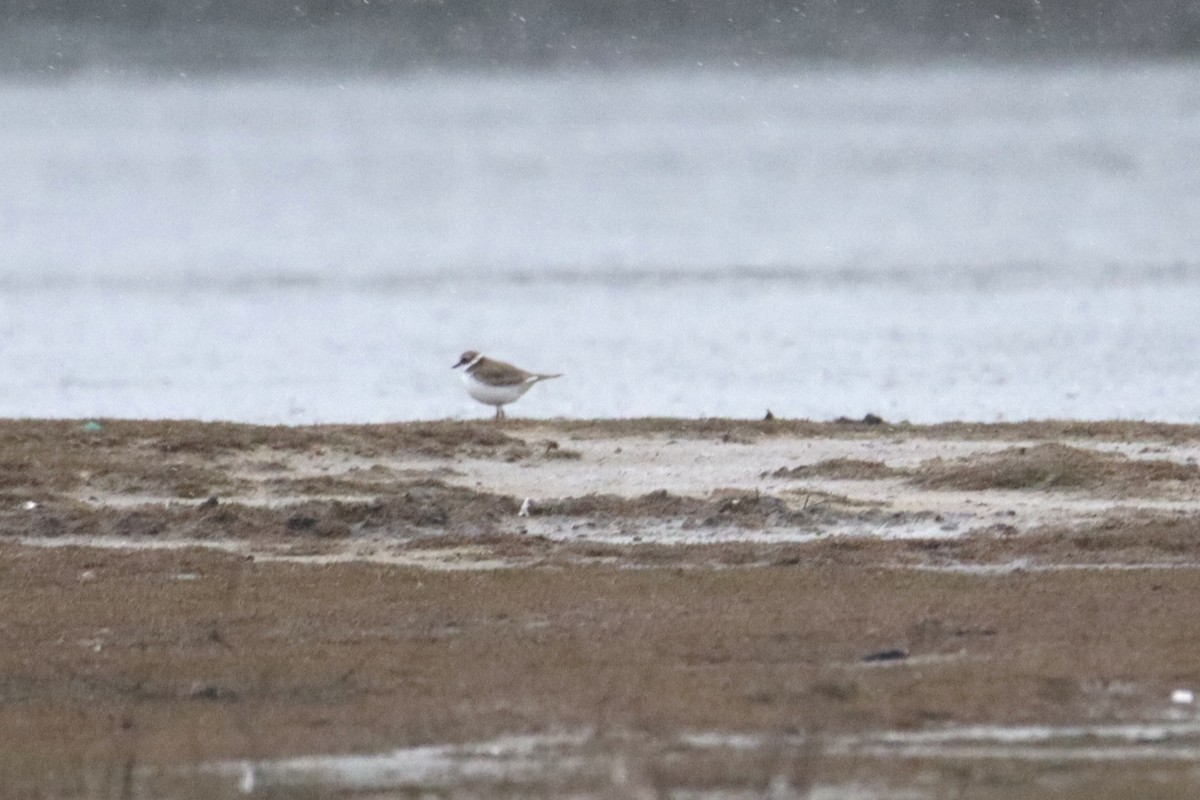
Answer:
[{"xmin": 463, "ymin": 374, "xmax": 531, "ymax": 406}]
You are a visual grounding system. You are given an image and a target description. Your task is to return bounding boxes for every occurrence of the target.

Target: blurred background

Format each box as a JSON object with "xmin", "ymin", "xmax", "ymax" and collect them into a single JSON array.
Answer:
[{"xmin": 1, "ymin": 1, "xmax": 1199, "ymax": 422}]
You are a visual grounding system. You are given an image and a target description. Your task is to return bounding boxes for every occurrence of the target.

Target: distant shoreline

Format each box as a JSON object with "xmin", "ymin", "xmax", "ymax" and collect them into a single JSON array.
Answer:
[{"xmin": 4, "ymin": 14, "xmax": 1199, "ymax": 77}]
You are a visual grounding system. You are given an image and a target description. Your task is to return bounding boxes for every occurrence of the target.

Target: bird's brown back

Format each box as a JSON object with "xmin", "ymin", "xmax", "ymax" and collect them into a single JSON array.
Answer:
[{"xmin": 469, "ymin": 357, "xmax": 533, "ymax": 386}]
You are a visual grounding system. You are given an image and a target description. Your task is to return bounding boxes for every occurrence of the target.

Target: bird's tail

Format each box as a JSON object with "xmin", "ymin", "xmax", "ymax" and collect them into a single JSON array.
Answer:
[{"xmin": 532, "ymin": 373, "xmax": 563, "ymax": 382}]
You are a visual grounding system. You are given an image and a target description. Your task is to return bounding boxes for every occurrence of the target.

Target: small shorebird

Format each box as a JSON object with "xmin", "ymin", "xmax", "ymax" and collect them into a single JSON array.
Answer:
[{"xmin": 452, "ymin": 350, "xmax": 562, "ymax": 420}]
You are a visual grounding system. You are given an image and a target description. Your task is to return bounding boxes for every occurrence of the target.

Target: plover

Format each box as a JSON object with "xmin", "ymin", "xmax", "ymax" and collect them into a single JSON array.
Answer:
[{"xmin": 452, "ymin": 350, "xmax": 562, "ymax": 420}]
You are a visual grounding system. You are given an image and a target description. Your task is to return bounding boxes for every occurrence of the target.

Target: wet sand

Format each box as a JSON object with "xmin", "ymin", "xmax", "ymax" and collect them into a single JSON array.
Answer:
[{"xmin": 3, "ymin": 418, "xmax": 1200, "ymax": 797}]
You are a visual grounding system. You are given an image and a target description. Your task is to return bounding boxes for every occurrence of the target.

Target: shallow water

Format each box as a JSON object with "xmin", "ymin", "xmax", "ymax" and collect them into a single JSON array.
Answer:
[
  {"xmin": 197, "ymin": 722, "xmax": 1200, "ymax": 797},
  {"xmin": 3, "ymin": 63, "xmax": 1199, "ymax": 422}
]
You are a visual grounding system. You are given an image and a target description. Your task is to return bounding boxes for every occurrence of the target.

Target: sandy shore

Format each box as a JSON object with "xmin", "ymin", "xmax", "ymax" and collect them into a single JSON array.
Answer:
[{"xmin": 3, "ymin": 417, "xmax": 1200, "ymax": 797}]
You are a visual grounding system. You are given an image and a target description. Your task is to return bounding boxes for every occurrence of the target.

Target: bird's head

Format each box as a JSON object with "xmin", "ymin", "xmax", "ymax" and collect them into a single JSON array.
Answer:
[{"xmin": 453, "ymin": 350, "xmax": 480, "ymax": 369}]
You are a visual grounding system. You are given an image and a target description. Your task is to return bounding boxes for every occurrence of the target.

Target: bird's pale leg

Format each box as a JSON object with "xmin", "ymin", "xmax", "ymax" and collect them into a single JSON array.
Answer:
[{"xmin": 495, "ymin": 406, "xmax": 505, "ymax": 421}]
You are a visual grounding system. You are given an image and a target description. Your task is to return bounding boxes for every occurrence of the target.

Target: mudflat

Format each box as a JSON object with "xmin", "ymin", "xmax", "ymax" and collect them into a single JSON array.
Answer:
[{"xmin": 3, "ymin": 418, "xmax": 1200, "ymax": 798}]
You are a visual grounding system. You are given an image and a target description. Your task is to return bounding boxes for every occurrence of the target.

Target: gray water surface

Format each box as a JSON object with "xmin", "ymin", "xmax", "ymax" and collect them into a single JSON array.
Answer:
[{"xmin": 2, "ymin": 63, "xmax": 1198, "ymax": 422}]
